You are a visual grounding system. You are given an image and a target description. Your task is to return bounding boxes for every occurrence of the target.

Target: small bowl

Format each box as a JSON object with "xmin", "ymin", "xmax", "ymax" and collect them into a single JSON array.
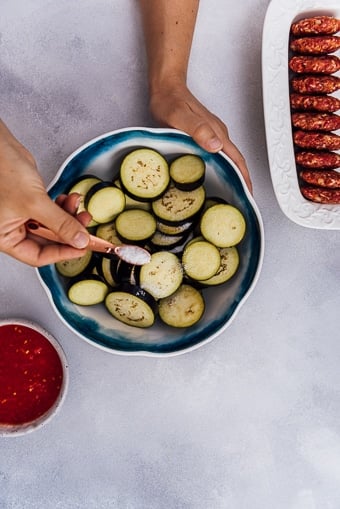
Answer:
[
  {"xmin": 0, "ymin": 319, "xmax": 69, "ymax": 436},
  {"xmin": 37, "ymin": 127, "xmax": 264, "ymax": 356}
]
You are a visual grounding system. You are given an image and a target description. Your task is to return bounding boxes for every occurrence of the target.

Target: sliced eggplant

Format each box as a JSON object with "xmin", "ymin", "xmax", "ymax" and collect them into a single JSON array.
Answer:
[
  {"xmin": 95, "ymin": 221, "xmax": 122, "ymax": 245},
  {"xmin": 182, "ymin": 240, "xmax": 221, "ymax": 281},
  {"xmin": 67, "ymin": 174, "xmax": 102, "ymax": 194},
  {"xmin": 115, "ymin": 209, "xmax": 156, "ymax": 243},
  {"xmin": 158, "ymin": 284, "xmax": 205, "ymax": 328},
  {"xmin": 152, "ymin": 184, "xmax": 205, "ymax": 225},
  {"xmin": 61, "ymin": 149, "xmax": 244, "ymax": 330},
  {"xmin": 120, "ymin": 148, "xmax": 170, "ymax": 201},
  {"xmin": 167, "ymin": 231, "xmax": 194, "ymax": 255},
  {"xmin": 105, "ymin": 283, "xmax": 157, "ymax": 328},
  {"xmin": 197, "ymin": 246, "xmax": 239, "ymax": 286},
  {"xmin": 85, "ymin": 182, "xmax": 126, "ymax": 223},
  {"xmin": 113, "ymin": 259, "xmax": 138, "ymax": 285},
  {"xmin": 149, "ymin": 230, "xmax": 188, "ymax": 252},
  {"xmin": 201, "ymin": 196, "xmax": 229, "ymax": 214},
  {"xmin": 55, "ymin": 250, "xmax": 94, "ymax": 278},
  {"xmin": 200, "ymin": 204, "xmax": 246, "ymax": 247},
  {"xmin": 98, "ymin": 257, "xmax": 119, "ymax": 287},
  {"xmin": 68, "ymin": 174, "xmax": 102, "ymax": 227},
  {"xmin": 113, "ymin": 178, "xmax": 152, "ymax": 211},
  {"xmin": 68, "ymin": 275, "xmax": 109, "ymax": 306},
  {"xmin": 185, "ymin": 235, "xmax": 205, "ymax": 247},
  {"xmin": 170, "ymin": 154, "xmax": 205, "ymax": 191},
  {"xmin": 156, "ymin": 219, "xmax": 194, "ymax": 236},
  {"xmin": 139, "ymin": 251, "xmax": 183, "ymax": 299}
]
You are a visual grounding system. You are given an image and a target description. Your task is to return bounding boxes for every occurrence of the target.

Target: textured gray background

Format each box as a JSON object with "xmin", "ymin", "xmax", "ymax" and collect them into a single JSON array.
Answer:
[{"xmin": 1, "ymin": 1, "xmax": 340, "ymax": 508}]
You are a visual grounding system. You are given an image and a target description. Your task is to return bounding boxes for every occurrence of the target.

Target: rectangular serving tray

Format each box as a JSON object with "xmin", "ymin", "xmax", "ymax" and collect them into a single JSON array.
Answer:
[{"xmin": 262, "ymin": 0, "xmax": 340, "ymax": 229}]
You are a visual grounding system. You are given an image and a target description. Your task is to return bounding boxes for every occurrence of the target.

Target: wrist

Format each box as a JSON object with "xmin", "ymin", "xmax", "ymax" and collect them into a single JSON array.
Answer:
[{"xmin": 149, "ymin": 71, "xmax": 187, "ymax": 97}]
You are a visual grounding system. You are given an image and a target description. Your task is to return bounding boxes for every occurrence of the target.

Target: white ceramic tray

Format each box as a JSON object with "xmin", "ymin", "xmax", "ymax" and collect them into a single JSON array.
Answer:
[{"xmin": 262, "ymin": 0, "xmax": 340, "ymax": 229}]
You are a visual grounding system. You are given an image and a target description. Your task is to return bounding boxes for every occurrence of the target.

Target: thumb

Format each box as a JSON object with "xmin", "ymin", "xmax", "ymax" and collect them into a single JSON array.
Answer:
[{"xmin": 34, "ymin": 196, "xmax": 90, "ymax": 249}]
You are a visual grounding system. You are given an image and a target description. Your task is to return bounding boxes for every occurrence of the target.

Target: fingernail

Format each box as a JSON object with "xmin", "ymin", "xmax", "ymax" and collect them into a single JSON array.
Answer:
[
  {"xmin": 207, "ymin": 137, "xmax": 223, "ymax": 151},
  {"xmin": 72, "ymin": 232, "xmax": 89, "ymax": 249}
]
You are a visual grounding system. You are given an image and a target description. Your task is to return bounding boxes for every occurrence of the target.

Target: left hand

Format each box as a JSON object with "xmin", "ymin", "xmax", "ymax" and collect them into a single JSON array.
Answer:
[
  {"xmin": 1, "ymin": 191, "xmax": 92, "ymax": 267},
  {"xmin": 149, "ymin": 79, "xmax": 252, "ymax": 193},
  {"xmin": 0, "ymin": 118, "xmax": 92, "ymax": 266}
]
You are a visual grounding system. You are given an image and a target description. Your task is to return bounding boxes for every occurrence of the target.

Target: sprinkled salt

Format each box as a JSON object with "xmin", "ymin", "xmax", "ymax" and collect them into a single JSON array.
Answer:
[{"xmin": 116, "ymin": 245, "xmax": 151, "ymax": 265}]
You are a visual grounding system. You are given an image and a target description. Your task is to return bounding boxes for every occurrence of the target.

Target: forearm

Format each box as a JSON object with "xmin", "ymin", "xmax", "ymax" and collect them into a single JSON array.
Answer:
[
  {"xmin": 0, "ymin": 119, "xmax": 20, "ymax": 153},
  {"xmin": 0, "ymin": 118, "xmax": 35, "ymax": 175},
  {"xmin": 138, "ymin": 0, "xmax": 252, "ymax": 189},
  {"xmin": 138, "ymin": 0, "xmax": 199, "ymax": 93}
]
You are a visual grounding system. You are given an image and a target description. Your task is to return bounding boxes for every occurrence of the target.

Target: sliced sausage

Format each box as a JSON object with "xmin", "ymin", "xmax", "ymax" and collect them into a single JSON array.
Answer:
[
  {"xmin": 291, "ymin": 112, "xmax": 340, "ymax": 131},
  {"xmin": 300, "ymin": 186, "xmax": 340, "ymax": 203},
  {"xmin": 296, "ymin": 151, "xmax": 340, "ymax": 169},
  {"xmin": 291, "ymin": 16, "xmax": 340, "ymax": 36},
  {"xmin": 290, "ymin": 36, "xmax": 340, "ymax": 55},
  {"xmin": 299, "ymin": 170, "xmax": 340, "ymax": 188},
  {"xmin": 291, "ymin": 75, "xmax": 340, "ymax": 94},
  {"xmin": 289, "ymin": 55, "xmax": 340, "ymax": 74},
  {"xmin": 293, "ymin": 131, "xmax": 340, "ymax": 150},
  {"xmin": 290, "ymin": 93, "xmax": 340, "ymax": 112}
]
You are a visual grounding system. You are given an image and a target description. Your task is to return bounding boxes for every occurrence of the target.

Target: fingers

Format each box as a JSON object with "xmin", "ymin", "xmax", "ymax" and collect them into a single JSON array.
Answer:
[
  {"xmin": 156, "ymin": 95, "xmax": 225, "ymax": 152},
  {"xmin": 2, "ymin": 193, "xmax": 91, "ymax": 266},
  {"xmin": 222, "ymin": 139, "xmax": 253, "ymax": 194},
  {"xmin": 8, "ymin": 236, "xmax": 88, "ymax": 267},
  {"xmin": 56, "ymin": 193, "xmax": 93, "ymax": 227},
  {"xmin": 31, "ymin": 195, "xmax": 90, "ymax": 249},
  {"xmin": 176, "ymin": 103, "xmax": 226, "ymax": 152},
  {"xmin": 180, "ymin": 105, "xmax": 253, "ymax": 192},
  {"xmin": 190, "ymin": 121, "xmax": 224, "ymax": 152},
  {"xmin": 55, "ymin": 193, "xmax": 78, "ymax": 212},
  {"xmin": 154, "ymin": 93, "xmax": 253, "ymax": 192}
]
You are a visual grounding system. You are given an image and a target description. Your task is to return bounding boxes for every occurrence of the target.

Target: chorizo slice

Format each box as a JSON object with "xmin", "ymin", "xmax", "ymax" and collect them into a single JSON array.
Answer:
[
  {"xmin": 290, "ymin": 93, "xmax": 340, "ymax": 112},
  {"xmin": 291, "ymin": 112, "xmax": 340, "ymax": 131},
  {"xmin": 300, "ymin": 186, "xmax": 340, "ymax": 203},
  {"xmin": 296, "ymin": 151, "xmax": 340, "ymax": 169},
  {"xmin": 291, "ymin": 16, "xmax": 340, "ymax": 36},
  {"xmin": 290, "ymin": 36, "xmax": 340, "ymax": 55},
  {"xmin": 299, "ymin": 170, "xmax": 340, "ymax": 188},
  {"xmin": 289, "ymin": 55, "xmax": 340, "ymax": 74},
  {"xmin": 291, "ymin": 75, "xmax": 340, "ymax": 94},
  {"xmin": 293, "ymin": 130, "xmax": 340, "ymax": 150}
]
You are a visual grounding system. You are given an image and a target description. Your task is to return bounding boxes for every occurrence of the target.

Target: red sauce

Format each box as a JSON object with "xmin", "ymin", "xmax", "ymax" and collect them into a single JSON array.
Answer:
[{"xmin": 0, "ymin": 324, "xmax": 64, "ymax": 426}]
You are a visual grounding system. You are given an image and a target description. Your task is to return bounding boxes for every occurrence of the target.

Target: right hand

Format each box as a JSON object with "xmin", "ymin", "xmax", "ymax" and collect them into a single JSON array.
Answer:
[{"xmin": 149, "ymin": 79, "xmax": 253, "ymax": 192}]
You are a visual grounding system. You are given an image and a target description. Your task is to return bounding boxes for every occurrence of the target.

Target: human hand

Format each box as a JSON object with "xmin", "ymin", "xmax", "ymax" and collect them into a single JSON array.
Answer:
[
  {"xmin": 149, "ymin": 80, "xmax": 253, "ymax": 192},
  {"xmin": 0, "ymin": 120, "xmax": 91, "ymax": 266}
]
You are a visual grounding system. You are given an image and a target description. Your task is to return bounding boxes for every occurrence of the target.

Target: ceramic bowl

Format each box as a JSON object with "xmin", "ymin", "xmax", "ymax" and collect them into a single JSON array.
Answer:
[
  {"xmin": 0, "ymin": 318, "xmax": 69, "ymax": 436},
  {"xmin": 37, "ymin": 127, "xmax": 264, "ymax": 356}
]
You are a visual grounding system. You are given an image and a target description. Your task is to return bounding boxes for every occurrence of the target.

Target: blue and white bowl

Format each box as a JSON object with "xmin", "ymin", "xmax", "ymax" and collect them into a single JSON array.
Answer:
[{"xmin": 37, "ymin": 128, "xmax": 264, "ymax": 356}]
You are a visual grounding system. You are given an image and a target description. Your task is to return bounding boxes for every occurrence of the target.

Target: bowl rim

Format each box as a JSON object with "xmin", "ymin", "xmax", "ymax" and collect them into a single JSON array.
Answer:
[
  {"xmin": 0, "ymin": 318, "xmax": 69, "ymax": 437},
  {"xmin": 38, "ymin": 127, "xmax": 265, "ymax": 357}
]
